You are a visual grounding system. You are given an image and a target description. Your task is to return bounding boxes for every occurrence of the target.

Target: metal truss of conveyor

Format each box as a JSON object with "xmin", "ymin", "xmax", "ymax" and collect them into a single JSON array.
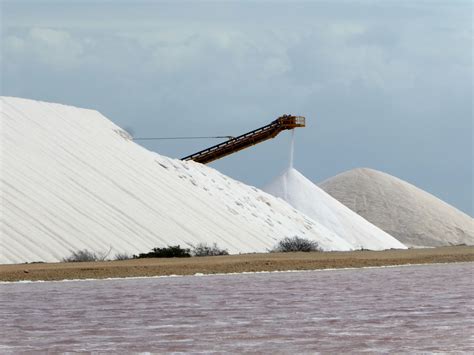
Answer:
[{"xmin": 182, "ymin": 114, "xmax": 306, "ymax": 164}]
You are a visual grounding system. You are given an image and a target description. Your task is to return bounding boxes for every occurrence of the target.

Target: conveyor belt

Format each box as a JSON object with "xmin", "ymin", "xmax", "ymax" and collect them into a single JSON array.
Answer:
[{"xmin": 182, "ymin": 115, "xmax": 305, "ymax": 164}]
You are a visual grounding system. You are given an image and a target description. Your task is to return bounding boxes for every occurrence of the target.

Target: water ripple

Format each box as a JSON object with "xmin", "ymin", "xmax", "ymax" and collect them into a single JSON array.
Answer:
[{"xmin": 1, "ymin": 263, "xmax": 473, "ymax": 353}]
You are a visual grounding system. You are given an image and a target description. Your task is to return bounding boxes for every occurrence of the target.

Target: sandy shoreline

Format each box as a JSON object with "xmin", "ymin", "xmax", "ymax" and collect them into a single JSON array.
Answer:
[{"xmin": 1, "ymin": 246, "xmax": 472, "ymax": 282}]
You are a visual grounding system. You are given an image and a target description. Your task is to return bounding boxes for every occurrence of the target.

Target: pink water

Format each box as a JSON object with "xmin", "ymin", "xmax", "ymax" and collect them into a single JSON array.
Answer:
[{"xmin": 1, "ymin": 263, "xmax": 473, "ymax": 353}]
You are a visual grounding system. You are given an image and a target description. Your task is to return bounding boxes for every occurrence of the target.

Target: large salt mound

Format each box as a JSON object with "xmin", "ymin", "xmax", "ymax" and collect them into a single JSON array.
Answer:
[
  {"xmin": 319, "ymin": 168, "xmax": 474, "ymax": 247},
  {"xmin": 0, "ymin": 97, "xmax": 354, "ymax": 264},
  {"xmin": 263, "ymin": 168, "xmax": 407, "ymax": 250}
]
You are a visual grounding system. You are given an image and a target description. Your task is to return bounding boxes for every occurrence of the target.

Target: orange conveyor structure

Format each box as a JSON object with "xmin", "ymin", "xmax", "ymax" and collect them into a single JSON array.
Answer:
[{"xmin": 182, "ymin": 114, "xmax": 306, "ymax": 164}]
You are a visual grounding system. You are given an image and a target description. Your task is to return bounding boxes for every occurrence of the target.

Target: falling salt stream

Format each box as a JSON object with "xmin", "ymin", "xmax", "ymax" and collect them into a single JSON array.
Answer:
[
  {"xmin": 289, "ymin": 129, "xmax": 295, "ymax": 169},
  {"xmin": 283, "ymin": 129, "xmax": 296, "ymax": 201}
]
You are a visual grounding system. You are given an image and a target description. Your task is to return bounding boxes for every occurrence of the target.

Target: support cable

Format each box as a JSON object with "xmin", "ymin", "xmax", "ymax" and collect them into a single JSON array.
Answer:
[{"xmin": 132, "ymin": 136, "xmax": 234, "ymax": 141}]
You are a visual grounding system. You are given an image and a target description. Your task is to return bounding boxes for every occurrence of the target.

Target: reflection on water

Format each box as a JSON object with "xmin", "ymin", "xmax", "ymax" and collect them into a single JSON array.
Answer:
[{"xmin": 1, "ymin": 263, "xmax": 473, "ymax": 353}]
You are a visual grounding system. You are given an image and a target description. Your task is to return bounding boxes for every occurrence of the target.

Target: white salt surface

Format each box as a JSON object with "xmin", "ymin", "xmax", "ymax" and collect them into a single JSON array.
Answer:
[
  {"xmin": 263, "ymin": 168, "xmax": 407, "ymax": 250},
  {"xmin": 0, "ymin": 97, "xmax": 353, "ymax": 264},
  {"xmin": 320, "ymin": 168, "xmax": 474, "ymax": 247}
]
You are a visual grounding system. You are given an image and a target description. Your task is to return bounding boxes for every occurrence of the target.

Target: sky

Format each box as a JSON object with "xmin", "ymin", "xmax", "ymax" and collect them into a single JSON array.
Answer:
[{"xmin": 1, "ymin": 0, "xmax": 473, "ymax": 215}]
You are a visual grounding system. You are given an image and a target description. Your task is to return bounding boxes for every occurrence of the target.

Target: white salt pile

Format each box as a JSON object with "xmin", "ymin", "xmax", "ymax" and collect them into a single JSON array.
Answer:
[
  {"xmin": 319, "ymin": 168, "xmax": 474, "ymax": 247},
  {"xmin": 0, "ymin": 97, "xmax": 354, "ymax": 264},
  {"xmin": 263, "ymin": 168, "xmax": 407, "ymax": 250}
]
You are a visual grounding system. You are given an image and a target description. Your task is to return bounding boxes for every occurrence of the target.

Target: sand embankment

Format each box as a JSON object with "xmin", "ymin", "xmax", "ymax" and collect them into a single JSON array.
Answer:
[{"xmin": 1, "ymin": 246, "xmax": 472, "ymax": 282}]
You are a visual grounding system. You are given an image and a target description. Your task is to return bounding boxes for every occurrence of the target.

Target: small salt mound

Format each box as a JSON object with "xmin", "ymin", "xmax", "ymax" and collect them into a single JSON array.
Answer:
[
  {"xmin": 0, "ymin": 96, "xmax": 353, "ymax": 264},
  {"xmin": 319, "ymin": 168, "xmax": 474, "ymax": 247},
  {"xmin": 263, "ymin": 168, "xmax": 407, "ymax": 250}
]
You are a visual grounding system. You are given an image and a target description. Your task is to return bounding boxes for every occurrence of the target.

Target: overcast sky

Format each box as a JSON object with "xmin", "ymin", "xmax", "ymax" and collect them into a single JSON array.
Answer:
[{"xmin": 2, "ymin": 0, "xmax": 472, "ymax": 215}]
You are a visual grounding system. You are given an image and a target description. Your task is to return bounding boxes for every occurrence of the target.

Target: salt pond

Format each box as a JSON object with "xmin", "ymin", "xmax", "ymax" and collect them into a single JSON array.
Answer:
[{"xmin": 1, "ymin": 263, "xmax": 473, "ymax": 353}]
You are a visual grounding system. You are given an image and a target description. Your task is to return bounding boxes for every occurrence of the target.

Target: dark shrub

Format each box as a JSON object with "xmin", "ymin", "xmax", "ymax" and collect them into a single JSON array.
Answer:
[
  {"xmin": 192, "ymin": 243, "xmax": 229, "ymax": 257},
  {"xmin": 272, "ymin": 236, "xmax": 321, "ymax": 252},
  {"xmin": 63, "ymin": 249, "xmax": 104, "ymax": 262},
  {"xmin": 114, "ymin": 253, "xmax": 132, "ymax": 261},
  {"xmin": 134, "ymin": 245, "xmax": 191, "ymax": 259}
]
